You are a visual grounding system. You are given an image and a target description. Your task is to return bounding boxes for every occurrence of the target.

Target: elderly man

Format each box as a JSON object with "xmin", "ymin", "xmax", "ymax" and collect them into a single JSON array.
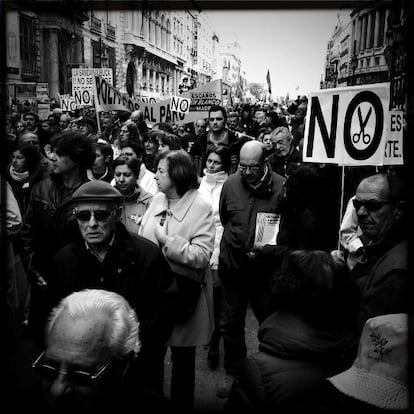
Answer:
[
  {"xmin": 45, "ymin": 180, "xmax": 179, "ymax": 398},
  {"xmin": 190, "ymin": 104, "xmax": 240, "ymax": 176},
  {"xmin": 218, "ymin": 140, "xmax": 285, "ymax": 395},
  {"xmin": 350, "ymin": 172, "xmax": 409, "ymax": 334},
  {"xmin": 266, "ymin": 125, "xmax": 302, "ymax": 178},
  {"xmin": 25, "ymin": 289, "xmax": 171, "ymax": 412}
]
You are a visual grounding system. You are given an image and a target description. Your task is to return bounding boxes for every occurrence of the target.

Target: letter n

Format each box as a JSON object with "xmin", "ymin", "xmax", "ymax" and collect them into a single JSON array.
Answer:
[{"xmin": 306, "ymin": 95, "xmax": 339, "ymax": 158}]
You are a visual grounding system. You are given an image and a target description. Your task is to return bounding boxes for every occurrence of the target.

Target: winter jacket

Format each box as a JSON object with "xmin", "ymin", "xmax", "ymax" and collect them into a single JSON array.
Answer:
[
  {"xmin": 47, "ymin": 222, "xmax": 179, "ymax": 348},
  {"xmin": 19, "ymin": 174, "xmax": 87, "ymax": 272},
  {"xmin": 119, "ymin": 185, "xmax": 153, "ymax": 235},
  {"xmin": 198, "ymin": 169, "xmax": 228, "ymax": 269},
  {"xmin": 225, "ymin": 311, "xmax": 356, "ymax": 413},
  {"xmin": 219, "ymin": 169, "xmax": 285, "ymax": 282},
  {"xmin": 139, "ymin": 189, "xmax": 215, "ymax": 347},
  {"xmin": 190, "ymin": 129, "xmax": 241, "ymax": 176}
]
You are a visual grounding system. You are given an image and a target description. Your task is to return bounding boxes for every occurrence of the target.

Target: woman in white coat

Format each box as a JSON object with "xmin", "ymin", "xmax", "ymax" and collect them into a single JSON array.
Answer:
[
  {"xmin": 139, "ymin": 149, "xmax": 215, "ymax": 412},
  {"xmin": 198, "ymin": 147, "xmax": 231, "ymax": 370}
]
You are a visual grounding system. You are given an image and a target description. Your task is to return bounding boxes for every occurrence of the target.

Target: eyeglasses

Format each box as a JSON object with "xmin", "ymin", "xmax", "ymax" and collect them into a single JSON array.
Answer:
[
  {"xmin": 74, "ymin": 209, "xmax": 114, "ymax": 222},
  {"xmin": 352, "ymin": 198, "xmax": 391, "ymax": 212},
  {"xmin": 238, "ymin": 164, "xmax": 261, "ymax": 173},
  {"xmin": 32, "ymin": 352, "xmax": 113, "ymax": 386}
]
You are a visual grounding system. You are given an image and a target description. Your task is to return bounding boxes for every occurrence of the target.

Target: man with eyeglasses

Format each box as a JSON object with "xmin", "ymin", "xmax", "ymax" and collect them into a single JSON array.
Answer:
[
  {"xmin": 347, "ymin": 172, "xmax": 409, "ymax": 335},
  {"xmin": 190, "ymin": 105, "xmax": 240, "ymax": 176},
  {"xmin": 217, "ymin": 140, "xmax": 285, "ymax": 397},
  {"xmin": 44, "ymin": 180, "xmax": 179, "ymax": 401},
  {"xmin": 27, "ymin": 289, "xmax": 171, "ymax": 412}
]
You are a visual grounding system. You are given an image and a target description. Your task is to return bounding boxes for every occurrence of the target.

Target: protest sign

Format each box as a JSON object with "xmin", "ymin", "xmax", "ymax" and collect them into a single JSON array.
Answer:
[
  {"xmin": 72, "ymin": 68, "xmax": 113, "ymax": 106},
  {"xmin": 92, "ymin": 76, "xmax": 222, "ymax": 126},
  {"xmin": 303, "ymin": 83, "xmax": 403, "ymax": 166}
]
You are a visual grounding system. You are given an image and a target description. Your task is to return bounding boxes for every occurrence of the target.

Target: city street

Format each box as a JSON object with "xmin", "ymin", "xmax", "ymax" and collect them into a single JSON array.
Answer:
[{"xmin": 165, "ymin": 307, "xmax": 259, "ymax": 412}]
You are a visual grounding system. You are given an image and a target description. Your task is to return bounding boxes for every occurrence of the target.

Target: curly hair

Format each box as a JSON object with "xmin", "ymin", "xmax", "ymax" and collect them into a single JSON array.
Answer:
[{"xmin": 50, "ymin": 130, "xmax": 96, "ymax": 170}]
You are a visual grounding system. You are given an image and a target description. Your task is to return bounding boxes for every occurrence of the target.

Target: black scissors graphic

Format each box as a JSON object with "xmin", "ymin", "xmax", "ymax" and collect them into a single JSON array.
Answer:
[{"xmin": 352, "ymin": 106, "xmax": 372, "ymax": 144}]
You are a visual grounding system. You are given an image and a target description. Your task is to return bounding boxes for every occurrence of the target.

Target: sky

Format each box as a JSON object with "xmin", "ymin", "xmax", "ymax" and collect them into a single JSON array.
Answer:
[{"xmin": 205, "ymin": 8, "xmax": 352, "ymax": 98}]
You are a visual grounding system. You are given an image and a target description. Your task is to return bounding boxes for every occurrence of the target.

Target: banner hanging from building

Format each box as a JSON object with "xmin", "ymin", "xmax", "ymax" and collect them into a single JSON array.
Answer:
[
  {"xmin": 92, "ymin": 77, "xmax": 222, "ymax": 126},
  {"xmin": 303, "ymin": 83, "xmax": 403, "ymax": 166}
]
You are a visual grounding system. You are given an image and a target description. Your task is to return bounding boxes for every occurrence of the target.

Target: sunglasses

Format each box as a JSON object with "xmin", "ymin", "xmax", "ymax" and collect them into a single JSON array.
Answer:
[
  {"xmin": 74, "ymin": 209, "xmax": 114, "ymax": 222},
  {"xmin": 352, "ymin": 199, "xmax": 390, "ymax": 212},
  {"xmin": 32, "ymin": 352, "xmax": 113, "ymax": 386}
]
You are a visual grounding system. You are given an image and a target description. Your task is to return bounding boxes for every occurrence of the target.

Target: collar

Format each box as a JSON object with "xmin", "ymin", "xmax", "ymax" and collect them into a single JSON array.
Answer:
[
  {"xmin": 151, "ymin": 189, "xmax": 198, "ymax": 222},
  {"xmin": 248, "ymin": 165, "xmax": 269, "ymax": 190},
  {"xmin": 84, "ymin": 234, "xmax": 116, "ymax": 262},
  {"xmin": 202, "ymin": 169, "xmax": 228, "ymax": 183},
  {"xmin": 87, "ymin": 167, "xmax": 110, "ymax": 181}
]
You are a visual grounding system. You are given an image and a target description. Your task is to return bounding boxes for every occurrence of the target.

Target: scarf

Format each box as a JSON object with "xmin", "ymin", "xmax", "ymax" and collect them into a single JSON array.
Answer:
[{"xmin": 9, "ymin": 165, "xmax": 29, "ymax": 183}]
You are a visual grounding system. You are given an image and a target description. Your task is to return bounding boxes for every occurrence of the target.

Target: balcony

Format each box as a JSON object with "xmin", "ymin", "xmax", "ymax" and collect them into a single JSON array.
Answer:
[
  {"xmin": 90, "ymin": 16, "xmax": 101, "ymax": 35},
  {"xmin": 106, "ymin": 23, "xmax": 115, "ymax": 41}
]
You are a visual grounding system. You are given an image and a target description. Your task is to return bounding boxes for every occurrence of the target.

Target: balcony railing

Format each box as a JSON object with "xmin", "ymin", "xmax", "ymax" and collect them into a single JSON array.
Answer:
[
  {"xmin": 106, "ymin": 23, "xmax": 115, "ymax": 41},
  {"xmin": 90, "ymin": 16, "xmax": 101, "ymax": 34}
]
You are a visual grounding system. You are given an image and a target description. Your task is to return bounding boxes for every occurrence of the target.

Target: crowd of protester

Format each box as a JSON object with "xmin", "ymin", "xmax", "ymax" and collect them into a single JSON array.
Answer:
[{"xmin": 1, "ymin": 96, "xmax": 411, "ymax": 413}]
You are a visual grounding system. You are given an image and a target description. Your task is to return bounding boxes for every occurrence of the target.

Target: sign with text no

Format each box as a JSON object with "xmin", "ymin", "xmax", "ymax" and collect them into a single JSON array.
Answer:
[{"xmin": 303, "ymin": 83, "xmax": 403, "ymax": 166}]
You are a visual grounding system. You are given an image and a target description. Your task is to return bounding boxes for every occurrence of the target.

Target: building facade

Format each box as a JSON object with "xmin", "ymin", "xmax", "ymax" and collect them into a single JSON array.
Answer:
[{"xmin": 3, "ymin": 2, "xmax": 216, "ymax": 114}]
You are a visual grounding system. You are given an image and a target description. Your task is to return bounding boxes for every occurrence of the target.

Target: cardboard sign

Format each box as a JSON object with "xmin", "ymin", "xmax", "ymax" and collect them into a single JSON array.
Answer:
[
  {"xmin": 303, "ymin": 83, "xmax": 403, "ymax": 166},
  {"xmin": 72, "ymin": 68, "xmax": 113, "ymax": 106},
  {"xmin": 59, "ymin": 94, "xmax": 77, "ymax": 112},
  {"xmin": 170, "ymin": 96, "xmax": 191, "ymax": 113},
  {"xmin": 92, "ymin": 77, "xmax": 222, "ymax": 126}
]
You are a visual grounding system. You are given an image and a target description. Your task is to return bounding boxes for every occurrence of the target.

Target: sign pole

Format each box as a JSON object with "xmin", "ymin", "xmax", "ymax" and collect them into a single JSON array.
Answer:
[{"xmin": 337, "ymin": 165, "xmax": 346, "ymax": 251}]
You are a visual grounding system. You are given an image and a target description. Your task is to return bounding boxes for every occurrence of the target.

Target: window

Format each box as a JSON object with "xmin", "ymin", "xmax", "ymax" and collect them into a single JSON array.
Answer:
[{"xmin": 20, "ymin": 14, "xmax": 38, "ymax": 80}]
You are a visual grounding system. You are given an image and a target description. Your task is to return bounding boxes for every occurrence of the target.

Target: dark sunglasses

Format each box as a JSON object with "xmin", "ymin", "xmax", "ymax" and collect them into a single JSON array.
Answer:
[
  {"xmin": 74, "ymin": 209, "xmax": 114, "ymax": 222},
  {"xmin": 32, "ymin": 352, "xmax": 113, "ymax": 386},
  {"xmin": 352, "ymin": 198, "xmax": 390, "ymax": 212}
]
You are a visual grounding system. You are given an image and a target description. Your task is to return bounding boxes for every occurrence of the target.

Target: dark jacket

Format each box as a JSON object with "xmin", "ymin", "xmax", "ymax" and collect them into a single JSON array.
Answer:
[
  {"xmin": 19, "ymin": 174, "xmax": 87, "ymax": 272},
  {"xmin": 224, "ymin": 311, "xmax": 355, "ymax": 414},
  {"xmin": 351, "ymin": 238, "xmax": 408, "ymax": 334},
  {"xmin": 47, "ymin": 223, "xmax": 179, "ymax": 347},
  {"xmin": 266, "ymin": 147, "xmax": 302, "ymax": 178},
  {"xmin": 219, "ymin": 169, "xmax": 285, "ymax": 282},
  {"xmin": 190, "ymin": 129, "xmax": 241, "ymax": 176}
]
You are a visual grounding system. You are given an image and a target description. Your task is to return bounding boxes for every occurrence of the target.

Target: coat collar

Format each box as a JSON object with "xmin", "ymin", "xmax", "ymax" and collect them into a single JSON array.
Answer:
[{"xmin": 151, "ymin": 189, "xmax": 198, "ymax": 222}]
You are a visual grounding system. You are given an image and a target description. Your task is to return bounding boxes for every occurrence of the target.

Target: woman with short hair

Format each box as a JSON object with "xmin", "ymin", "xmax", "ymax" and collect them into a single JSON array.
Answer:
[{"xmin": 139, "ymin": 149, "xmax": 215, "ymax": 412}]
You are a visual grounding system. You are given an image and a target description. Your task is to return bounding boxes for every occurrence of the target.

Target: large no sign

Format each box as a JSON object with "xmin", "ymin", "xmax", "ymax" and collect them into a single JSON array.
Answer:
[{"xmin": 303, "ymin": 83, "xmax": 403, "ymax": 166}]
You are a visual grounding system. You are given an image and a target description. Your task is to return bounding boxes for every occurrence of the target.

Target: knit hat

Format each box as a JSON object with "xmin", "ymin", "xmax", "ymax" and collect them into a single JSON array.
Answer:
[
  {"xmin": 328, "ymin": 313, "xmax": 408, "ymax": 410},
  {"xmin": 72, "ymin": 180, "xmax": 122, "ymax": 203}
]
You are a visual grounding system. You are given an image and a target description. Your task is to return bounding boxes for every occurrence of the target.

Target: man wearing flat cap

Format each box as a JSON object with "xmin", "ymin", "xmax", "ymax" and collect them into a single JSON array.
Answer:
[{"xmin": 44, "ymin": 180, "xmax": 180, "ymax": 399}]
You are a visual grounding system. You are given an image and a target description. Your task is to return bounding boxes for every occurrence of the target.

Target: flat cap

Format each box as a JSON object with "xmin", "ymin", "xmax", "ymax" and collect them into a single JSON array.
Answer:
[{"xmin": 72, "ymin": 181, "xmax": 122, "ymax": 203}]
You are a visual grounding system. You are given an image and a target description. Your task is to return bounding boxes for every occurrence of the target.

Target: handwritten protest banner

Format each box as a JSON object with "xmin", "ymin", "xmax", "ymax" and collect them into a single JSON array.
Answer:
[{"xmin": 92, "ymin": 77, "xmax": 222, "ymax": 125}]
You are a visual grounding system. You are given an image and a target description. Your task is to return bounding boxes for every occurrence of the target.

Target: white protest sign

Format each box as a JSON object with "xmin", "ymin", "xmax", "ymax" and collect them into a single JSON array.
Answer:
[
  {"xmin": 72, "ymin": 68, "xmax": 113, "ymax": 106},
  {"xmin": 59, "ymin": 94, "xmax": 77, "ymax": 112},
  {"xmin": 383, "ymin": 110, "xmax": 404, "ymax": 165},
  {"xmin": 303, "ymin": 83, "xmax": 401, "ymax": 166},
  {"xmin": 92, "ymin": 76, "xmax": 222, "ymax": 125},
  {"xmin": 170, "ymin": 96, "xmax": 191, "ymax": 113}
]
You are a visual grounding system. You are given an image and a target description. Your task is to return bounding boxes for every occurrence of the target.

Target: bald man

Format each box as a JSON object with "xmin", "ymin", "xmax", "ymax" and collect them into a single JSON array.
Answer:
[
  {"xmin": 130, "ymin": 109, "xmax": 148, "ymax": 137},
  {"xmin": 217, "ymin": 140, "xmax": 285, "ymax": 394}
]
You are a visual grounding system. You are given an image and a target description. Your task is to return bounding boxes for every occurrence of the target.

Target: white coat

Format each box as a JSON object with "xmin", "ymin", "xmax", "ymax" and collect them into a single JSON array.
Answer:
[{"xmin": 139, "ymin": 189, "xmax": 215, "ymax": 346}]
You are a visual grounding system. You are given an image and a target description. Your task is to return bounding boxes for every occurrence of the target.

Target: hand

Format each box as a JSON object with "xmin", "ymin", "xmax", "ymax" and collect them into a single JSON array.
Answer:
[
  {"xmin": 330, "ymin": 249, "xmax": 345, "ymax": 262},
  {"xmin": 154, "ymin": 221, "xmax": 168, "ymax": 245}
]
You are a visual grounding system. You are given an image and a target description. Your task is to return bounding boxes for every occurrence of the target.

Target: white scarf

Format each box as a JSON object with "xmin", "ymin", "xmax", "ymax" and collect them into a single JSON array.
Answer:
[{"xmin": 9, "ymin": 164, "xmax": 29, "ymax": 182}]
